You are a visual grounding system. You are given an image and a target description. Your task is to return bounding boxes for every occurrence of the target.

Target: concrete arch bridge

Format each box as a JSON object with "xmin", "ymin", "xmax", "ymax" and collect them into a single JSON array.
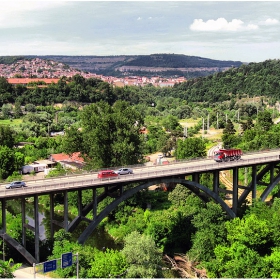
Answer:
[{"xmin": 0, "ymin": 149, "xmax": 280, "ymax": 264}]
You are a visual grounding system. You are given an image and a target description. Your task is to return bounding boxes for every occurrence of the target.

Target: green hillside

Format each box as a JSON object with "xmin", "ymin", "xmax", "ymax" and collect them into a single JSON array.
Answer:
[
  {"xmin": 173, "ymin": 59, "xmax": 280, "ymax": 103},
  {"xmin": 124, "ymin": 53, "xmax": 242, "ymax": 68}
]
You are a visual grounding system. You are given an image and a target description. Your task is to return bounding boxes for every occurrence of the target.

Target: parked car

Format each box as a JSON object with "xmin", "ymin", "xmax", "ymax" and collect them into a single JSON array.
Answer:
[
  {"xmin": 116, "ymin": 168, "xmax": 133, "ymax": 175},
  {"xmin": 97, "ymin": 170, "xmax": 119, "ymax": 180},
  {"xmin": 6, "ymin": 181, "xmax": 27, "ymax": 189}
]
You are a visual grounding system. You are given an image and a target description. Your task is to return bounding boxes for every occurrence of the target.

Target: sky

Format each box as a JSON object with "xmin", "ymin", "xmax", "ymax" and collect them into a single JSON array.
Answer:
[{"xmin": 1, "ymin": 1, "xmax": 280, "ymax": 63}]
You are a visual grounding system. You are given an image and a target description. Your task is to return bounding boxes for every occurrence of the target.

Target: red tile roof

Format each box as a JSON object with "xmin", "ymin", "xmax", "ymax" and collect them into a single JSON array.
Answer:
[
  {"xmin": 50, "ymin": 152, "xmax": 84, "ymax": 163},
  {"xmin": 7, "ymin": 78, "xmax": 60, "ymax": 85}
]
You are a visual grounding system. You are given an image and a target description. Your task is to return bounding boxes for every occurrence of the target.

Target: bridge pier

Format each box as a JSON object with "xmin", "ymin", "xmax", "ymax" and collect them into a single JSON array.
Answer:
[
  {"xmin": 252, "ymin": 165, "xmax": 257, "ymax": 200},
  {"xmin": 232, "ymin": 167, "xmax": 238, "ymax": 214},
  {"xmin": 213, "ymin": 170, "xmax": 219, "ymax": 194},
  {"xmin": 34, "ymin": 195, "xmax": 40, "ymax": 262},
  {"xmin": 64, "ymin": 191, "xmax": 68, "ymax": 231},
  {"xmin": 93, "ymin": 188, "xmax": 97, "ymax": 220},
  {"xmin": 21, "ymin": 198, "xmax": 26, "ymax": 249},
  {"xmin": 50, "ymin": 193, "xmax": 55, "ymax": 240}
]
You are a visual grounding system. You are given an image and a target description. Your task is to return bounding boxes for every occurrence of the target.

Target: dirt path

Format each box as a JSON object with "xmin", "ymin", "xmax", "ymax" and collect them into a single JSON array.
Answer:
[{"xmin": 14, "ymin": 264, "xmax": 52, "ymax": 278}]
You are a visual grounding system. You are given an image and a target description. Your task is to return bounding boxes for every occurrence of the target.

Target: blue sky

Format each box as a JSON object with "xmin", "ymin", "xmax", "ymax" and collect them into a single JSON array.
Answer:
[{"xmin": 1, "ymin": 1, "xmax": 280, "ymax": 63}]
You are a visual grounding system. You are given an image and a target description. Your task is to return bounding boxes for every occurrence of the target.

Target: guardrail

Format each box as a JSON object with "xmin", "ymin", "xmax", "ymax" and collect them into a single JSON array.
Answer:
[
  {"xmin": 8, "ymin": 148, "xmax": 280, "ymax": 186},
  {"xmin": 0, "ymin": 152, "xmax": 280, "ymax": 199}
]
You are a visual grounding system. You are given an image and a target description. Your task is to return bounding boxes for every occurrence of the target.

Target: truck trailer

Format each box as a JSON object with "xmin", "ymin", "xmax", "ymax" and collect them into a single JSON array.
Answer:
[{"xmin": 214, "ymin": 148, "xmax": 242, "ymax": 162}]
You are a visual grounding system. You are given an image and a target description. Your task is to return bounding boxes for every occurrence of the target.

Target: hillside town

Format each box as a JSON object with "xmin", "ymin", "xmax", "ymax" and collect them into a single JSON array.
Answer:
[{"xmin": 0, "ymin": 58, "xmax": 186, "ymax": 87}]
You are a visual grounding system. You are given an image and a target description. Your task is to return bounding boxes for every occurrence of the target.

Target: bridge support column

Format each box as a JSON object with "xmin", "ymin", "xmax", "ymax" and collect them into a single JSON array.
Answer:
[
  {"xmin": 232, "ymin": 167, "xmax": 238, "ymax": 215},
  {"xmin": 252, "ymin": 165, "xmax": 257, "ymax": 200},
  {"xmin": 50, "ymin": 193, "xmax": 54, "ymax": 240},
  {"xmin": 1, "ymin": 199, "xmax": 6, "ymax": 233},
  {"xmin": 270, "ymin": 164, "xmax": 275, "ymax": 184},
  {"xmin": 213, "ymin": 170, "xmax": 219, "ymax": 194},
  {"xmin": 119, "ymin": 186, "xmax": 123, "ymax": 196},
  {"xmin": 34, "ymin": 195, "xmax": 40, "ymax": 263},
  {"xmin": 93, "ymin": 189, "xmax": 97, "ymax": 221},
  {"xmin": 21, "ymin": 198, "xmax": 26, "ymax": 248},
  {"xmin": 78, "ymin": 190, "xmax": 82, "ymax": 217},
  {"xmin": 64, "ymin": 191, "xmax": 68, "ymax": 231},
  {"xmin": 193, "ymin": 173, "xmax": 200, "ymax": 184}
]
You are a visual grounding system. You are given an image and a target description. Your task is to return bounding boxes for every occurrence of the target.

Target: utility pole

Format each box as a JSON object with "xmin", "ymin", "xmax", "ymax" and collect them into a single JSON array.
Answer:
[
  {"xmin": 184, "ymin": 126, "xmax": 187, "ymax": 138},
  {"xmin": 202, "ymin": 118, "xmax": 204, "ymax": 136},
  {"xmin": 217, "ymin": 112, "xmax": 219, "ymax": 129},
  {"xmin": 207, "ymin": 114, "xmax": 209, "ymax": 133}
]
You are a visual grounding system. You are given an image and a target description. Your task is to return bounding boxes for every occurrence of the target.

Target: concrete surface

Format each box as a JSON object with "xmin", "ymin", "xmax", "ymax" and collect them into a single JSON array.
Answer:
[{"xmin": 14, "ymin": 264, "xmax": 52, "ymax": 279}]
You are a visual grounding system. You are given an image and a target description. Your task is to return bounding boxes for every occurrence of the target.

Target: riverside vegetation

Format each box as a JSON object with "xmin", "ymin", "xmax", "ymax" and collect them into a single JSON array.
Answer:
[{"xmin": 1, "ymin": 58, "xmax": 280, "ymax": 277}]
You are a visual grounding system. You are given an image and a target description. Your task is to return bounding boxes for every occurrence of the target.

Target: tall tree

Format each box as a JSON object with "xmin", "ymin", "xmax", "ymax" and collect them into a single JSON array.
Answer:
[
  {"xmin": 121, "ymin": 231, "xmax": 162, "ymax": 278},
  {"xmin": 223, "ymin": 119, "xmax": 236, "ymax": 135},
  {"xmin": 256, "ymin": 110, "xmax": 273, "ymax": 131},
  {"xmin": 175, "ymin": 137, "xmax": 206, "ymax": 160},
  {"xmin": 0, "ymin": 126, "xmax": 15, "ymax": 148},
  {"xmin": 65, "ymin": 101, "xmax": 144, "ymax": 168}
]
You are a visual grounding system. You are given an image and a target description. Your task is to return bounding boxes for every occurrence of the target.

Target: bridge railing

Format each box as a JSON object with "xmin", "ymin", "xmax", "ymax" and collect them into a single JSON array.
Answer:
[
  {"xmin": 0, "ymin": 152, "xmax": 280, "ymax": 198},
  {"xmin": 31, "ymin": 148, "xmax": 280, "ymax": 181}
]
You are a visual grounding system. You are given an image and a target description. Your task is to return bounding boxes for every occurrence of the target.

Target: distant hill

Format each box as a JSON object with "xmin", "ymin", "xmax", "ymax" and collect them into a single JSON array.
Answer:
[{"xmin": 24, "ymin": 54, "xmax": 243, "ymax": 79}]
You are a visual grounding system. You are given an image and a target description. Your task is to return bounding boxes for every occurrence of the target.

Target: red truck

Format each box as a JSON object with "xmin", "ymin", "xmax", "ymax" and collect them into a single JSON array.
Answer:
[{"xmin": 214, "ymin": 148, "xmax": 242, "ymax": 162}]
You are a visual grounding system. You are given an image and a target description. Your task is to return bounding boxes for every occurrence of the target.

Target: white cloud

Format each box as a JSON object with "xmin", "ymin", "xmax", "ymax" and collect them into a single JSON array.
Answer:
[
  {"xmin": 137, "ymin": 17, "xmax": 142, "ymax": 21},
  {"xmin": 190, "ymin": 18, "xmax": 258, "ymax": 32},
  {"xmin": 263, "ymin": 18, "xmax": 279, "ymax": 25},
  {"xmin": 0, "ymin": 2, "xmax": 66, "ymax": 28}
]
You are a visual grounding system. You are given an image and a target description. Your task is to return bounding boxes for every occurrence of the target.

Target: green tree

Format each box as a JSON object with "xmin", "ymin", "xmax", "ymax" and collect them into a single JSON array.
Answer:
[
  {"xmin": 189, "ymin": 202, "xmax": 227, "ymax": 262},
  {"xmin": 162, "ymin": 115, "xmax": 182, "ymax": 131},
  {"xmin": 256, "ymin": 110, "xmax": 273, "ymax": 131},
  {"xmin": 70, "ymin": 101, "xmax": 144, "ymax": 168},
  {"xmin": 87, "ymin": 248, "xmax": 128, "ymax": 278},
  {"xmin": 13, "ymin": 102, "xmax": 23, "ymax": 118},
  {"xmin": 62, "ymin": 126, "xmax": 83, "ymax": 155},
  {"xmin": 0, "ymin": 146, "xmax": 16, "ymax": 179},
  {"xmin": 207, "ymin": 242, "xmax": 266, "ymax": 278},
  {"xmin": 168, "ymin": 184, "xmax": 190, "ymax": 207},
  {"xmin": 175, "ymin": 137, "xmax": 206, "ymax": 159},
  {"xmin": 121, "ymin": 231, "xmax": 162, "ymax": 278},
  {"xmin": 0, "ymin": 126, "xmax": 15, "ymax": 148},
  {"xmin": 223, "ymin": 119, "xmax": 236, "ymax": 135},
  {"xmin": 1, "ymin": 104, "xmax": 12, "ymax": 119}
]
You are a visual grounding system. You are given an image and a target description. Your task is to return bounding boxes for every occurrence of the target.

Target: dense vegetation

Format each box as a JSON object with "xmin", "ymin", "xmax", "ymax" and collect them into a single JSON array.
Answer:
[
  {"xmin": 0, "ymin": 56, "xmax": 25, "ymax": 65},
  {"xmin": 1, "ymin": 58, "xmax": 280, "ymax": 277},
  {"xmin": 123, "ymin": 53, "xmax": 242, "ymax": 68},
  {"xmin": 174, "ymin": 59, "xmax": 280, "ymax": 102}
]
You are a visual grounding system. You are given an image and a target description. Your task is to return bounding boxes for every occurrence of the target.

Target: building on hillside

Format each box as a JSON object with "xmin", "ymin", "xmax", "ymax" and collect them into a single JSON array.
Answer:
[
  {"xmin": 22, "ymin": 160, "xmax": 56, "ymax": 174},
  {"xmin": 49, "ymin": 152, "xmax": 85, "ymax": 170},
  {"xmin": 7, "ymin": 78, "xmax": 60, "ymax": 86}
]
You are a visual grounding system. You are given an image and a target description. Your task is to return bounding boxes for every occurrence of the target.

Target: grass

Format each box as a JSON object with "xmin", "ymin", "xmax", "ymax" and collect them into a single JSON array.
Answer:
[
  {"xmin": 180, "ymin": 118, "xmax": 199, "ymax": 127},
  {"xmin": 0, "ymin": 118, "xmax": 23, "ymax": 127}
]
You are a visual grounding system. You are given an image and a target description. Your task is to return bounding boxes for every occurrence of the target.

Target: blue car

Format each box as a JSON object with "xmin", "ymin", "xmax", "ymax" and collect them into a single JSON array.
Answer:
[{"xmin": 6, "ymin": 181, "xmax": 27, "ymax": 189}]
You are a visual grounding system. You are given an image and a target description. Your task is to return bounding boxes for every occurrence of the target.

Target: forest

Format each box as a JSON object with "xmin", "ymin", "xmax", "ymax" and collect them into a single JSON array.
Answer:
[{"xmin": 1, "ymin": 58, "xmax": 280, "ymax": 277}]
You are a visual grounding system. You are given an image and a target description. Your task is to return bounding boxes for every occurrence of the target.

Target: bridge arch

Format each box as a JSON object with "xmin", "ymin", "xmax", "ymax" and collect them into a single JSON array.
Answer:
[{"xmin": 78, "ymin": 177, "xmax": 235, "ymax": 245}]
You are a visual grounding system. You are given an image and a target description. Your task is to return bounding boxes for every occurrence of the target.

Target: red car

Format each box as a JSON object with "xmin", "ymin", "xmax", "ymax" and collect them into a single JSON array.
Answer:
[{"xmin": 97, "ymin": 170, "xmax": 119, "ymax": 179}]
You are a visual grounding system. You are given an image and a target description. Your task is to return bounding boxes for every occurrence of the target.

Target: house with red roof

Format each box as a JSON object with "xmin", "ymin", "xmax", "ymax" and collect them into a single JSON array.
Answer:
[{"xmin": 49, "ymin": 152, "xmax": 85, "ymax": 169}]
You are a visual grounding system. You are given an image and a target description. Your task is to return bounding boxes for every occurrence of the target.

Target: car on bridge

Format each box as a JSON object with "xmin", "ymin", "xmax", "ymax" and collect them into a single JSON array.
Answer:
[
  {"xmin": 6, "ymin": 181, "xmax": 27, "ymax": 189},
  {"xmin": 116, "ymin": 168, "xmax": 133, "ymax": 175},
  {"xmin": 98, "ymin": 170, "xmax": 120, "ymax": 180}
]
